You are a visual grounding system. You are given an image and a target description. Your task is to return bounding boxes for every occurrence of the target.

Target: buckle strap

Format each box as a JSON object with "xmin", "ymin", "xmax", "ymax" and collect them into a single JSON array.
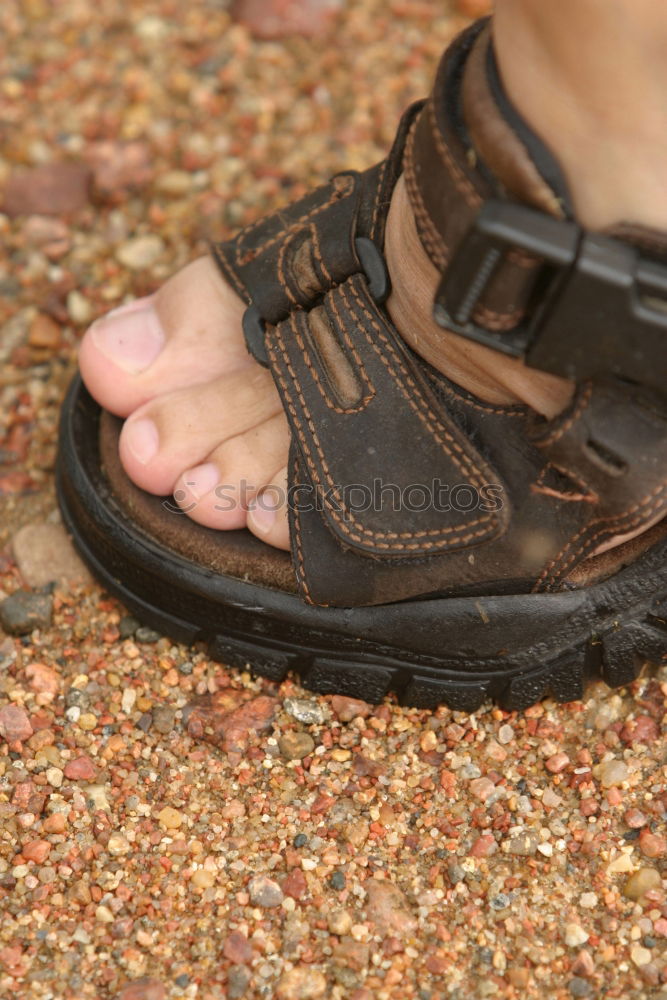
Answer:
[
  {"xmin": 434, "ymin": 201, "xmax": 667, "ymax": 395},
  {"xmin": 242, "ymin": 237, "xmax": 390, "ymax": 368}
]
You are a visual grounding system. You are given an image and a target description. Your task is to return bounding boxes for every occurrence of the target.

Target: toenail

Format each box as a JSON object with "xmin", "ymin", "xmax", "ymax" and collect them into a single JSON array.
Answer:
[
  {"xmin": 182, "ymin": 462, "xmax": 219, "ymax": 501},
  {"xmin": 91, "ymin": 300, "xmax": 165, "ymax": 374},
  {"xmin": 125, "ymin": 418, "xmax": 159, "ymax": 465},
  {"xmin": 249, "ymin": 492, "xmax": 278, "ymax": 534}
]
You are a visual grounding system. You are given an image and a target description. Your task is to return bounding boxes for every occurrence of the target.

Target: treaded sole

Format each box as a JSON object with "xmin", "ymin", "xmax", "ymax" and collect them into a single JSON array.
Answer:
[{"xmin": 56, "ymin": 378, "xmax": 667, "ymax": 711}]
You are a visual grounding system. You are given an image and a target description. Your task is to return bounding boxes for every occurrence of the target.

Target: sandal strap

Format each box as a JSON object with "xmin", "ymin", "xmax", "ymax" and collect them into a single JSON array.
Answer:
[
  {"xmin": 211, "ymin": 21, "xmax": 667, "ymax": 608},
  {"xmin": 407, "ymin": 20, "xmax": 667, "ymax": 397},
  {"xmin": 212, "ymin": 102, "xmax": 420, "ymax": 340}
]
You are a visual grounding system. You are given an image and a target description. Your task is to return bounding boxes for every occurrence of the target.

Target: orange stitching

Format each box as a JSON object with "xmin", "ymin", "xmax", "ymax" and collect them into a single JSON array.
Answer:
[
  {"xmin": 404, "ymin": 124, "xmax": 448, "ymax": 270},
  {"xmin": 211, "ymin": 243, "xmax": 249, "ymax": 301},
  {"xmin": 437, "ymin": 376, "xmax": 528, "ymax": 417},
  {"xmin": 344, "ymin": 280, "xmax": 487, "ymax": 489},
  {"xmin": 531, "ymin": 462, "xmax": 598, "ymax": 505},
  {"xmin": 534, "ymin": 479, "xmax": 667, "ymax": 590},
  {"xmin": 536, "ymin": 381, "xmax": 593, "ymax": 448},
  {"xmin": 236, "ymin": 176, "xmax": 355, "ymax": 266},
  {"xmin": 308, "ymin": 223, "xmax": 332, "ymax": 284},
  {"xmin": 426, "ymin": 100, "xmax": 482, "ymax": 209},
  {"xmin": 370, "ymin": 158, "xmax": 388, "ymax": 240},
  {"xmin": 277, "ymin": 231, "xmax": 299, "ymax": 307},
  {"xmin": 267, "ymin": 300, "xmax": 495, "ymax": 549},
  {"xmin": 293, "ymin": 309, "xmax": 374, "ymax": 415},
  {"xmin": 290, "ymin": 452, "xmax": 315, "ymax": 605}
]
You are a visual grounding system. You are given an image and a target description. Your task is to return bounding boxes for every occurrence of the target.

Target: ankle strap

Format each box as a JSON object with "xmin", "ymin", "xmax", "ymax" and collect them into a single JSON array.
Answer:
[{"xmin": 406, "ymin": 21, "xmax": 667, "ymax": 396}]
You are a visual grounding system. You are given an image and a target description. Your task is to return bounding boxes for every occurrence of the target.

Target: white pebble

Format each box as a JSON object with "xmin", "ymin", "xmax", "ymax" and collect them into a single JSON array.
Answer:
[
  {"xmin": 564, "ymin": 923, "xmax": 589, "ymax": 947},
  {"xmin": 116, "ymin": 235, "xmax": 165, "ymax": 270}
]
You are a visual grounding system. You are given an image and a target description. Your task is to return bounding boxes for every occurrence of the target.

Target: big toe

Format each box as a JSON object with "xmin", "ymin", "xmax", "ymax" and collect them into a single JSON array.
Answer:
[{"xmin": 78, "ymin": 256, "xmax": 251, "ymax": 417}]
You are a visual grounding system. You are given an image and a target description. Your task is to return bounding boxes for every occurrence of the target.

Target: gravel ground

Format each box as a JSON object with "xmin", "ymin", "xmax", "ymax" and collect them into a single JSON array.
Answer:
[{"xmin": 0, "ymin": 1, "xmax": 666, "ymax": 998}]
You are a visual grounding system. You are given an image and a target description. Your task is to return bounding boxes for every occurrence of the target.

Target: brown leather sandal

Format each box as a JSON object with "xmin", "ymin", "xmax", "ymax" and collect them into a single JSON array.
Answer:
[{"xmin": 57, "ymin": 19, "xmax": 667, "ymax": 711}]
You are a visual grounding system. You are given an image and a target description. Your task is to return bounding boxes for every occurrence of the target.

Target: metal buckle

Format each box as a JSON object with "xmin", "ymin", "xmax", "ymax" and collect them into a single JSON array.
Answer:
[{"xmin": 433, "ymin": 200, "xmax": 667, "ymax": 394}]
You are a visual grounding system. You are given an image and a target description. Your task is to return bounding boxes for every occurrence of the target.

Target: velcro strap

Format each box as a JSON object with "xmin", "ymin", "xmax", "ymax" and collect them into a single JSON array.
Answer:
[
  {"xmin": 264, "ymin": 273, "xmax": 508, "ymax": 560},
  {"xmin": 212, "ymin": 173, "xmax": 363, "ymax": 326}
]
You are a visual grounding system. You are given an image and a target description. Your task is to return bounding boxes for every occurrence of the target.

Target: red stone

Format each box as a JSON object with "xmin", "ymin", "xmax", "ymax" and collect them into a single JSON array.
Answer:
[
  {"xmin": 3, "ymin": 163, "xmax": 92, "ymax": 217},
  {"xmin": 282, "ymin": 868, "xmax": 308, "ymax": 900},
  {"xmin": 333, "ymin": 937, "xmax": 370, "ymax": 971},
  {"xmin": 0, "ymin": 704, "xmax": 33, "ymax": 743},
  {"xmin": 22, "ymin": 839, "xmax": 51, "ymax": 864},
  {"xmin": 330, "ymin": 695, "xmax": 372, "ymax": 722},
  {"xmin": 311, "ymin": 793, "xmax": 334, "ymax": 815},
  {"xmin": 639, "ymin": 828, "xmax": 667, "ymax": 859},
  {"xmin": 63, "ymin": 756, "xmax": 97, "ymax": 781},
  {"xmin": 25, "ymin": 663, "xmax": 59, "ymax": 698},
  {"xmin": 469, "ymin": 833, "xmax": 498, "ymax": 858},
  {"xmin": 425, "ymin": 954, "xmax": 449, "ymax": 975},
  {"xmin": 231, "ymin": 0, "xmax": 342, "ymax": 39},
  {"xmin": 625, "ymin": 808, "xmax": 648, "ymax": 829},
  {"xmin": 545, "ymin": 752, "xmax": 570, "ymax": 774},
  {"xmin": 185, "ymin": 691, "xmax": 278, "ymax": 755},
  {"xmin": 365, "ymin": 879, "xmax": 417, "ymax": 935},
  {"xmin": 470, "ymin": 777, "xmax": 495, "ymax": 802},
  {"xmin": 620, "ymin": 715, "xmax": 659, "ymax": 745},
  {"xmin": 84, "ymin": 141, "xmax": 153, "ymax": 201},
  {"xmin": 352, "ymin": 754, "xmax": 383, "ymax": 778},
  {"xmin": 439, "ymin": 769, "xmax": 457, "ymax": 796},
  {"xmin": 222, "ymin": 930, "xmax": 253, "ymax": 964}
]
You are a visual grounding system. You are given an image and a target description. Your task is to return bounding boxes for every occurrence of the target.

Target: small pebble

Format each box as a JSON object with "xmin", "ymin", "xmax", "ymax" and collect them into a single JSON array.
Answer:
[
  {"xmin": 631, "ymin": 945, "xmax": 652, "ymax": 967},
  {"xmin": 284, "ymin": 697, "xmax": 326, "ymax": 725},
  {"xmin": 497, "ymin": 724, "xmax": 514, "ymax": 744},
  {"xmin": 67, "ymin": 290, "xmax": 93, "ymax": 324},
  {"xmin": 564, "ymin": 924, "xmax": 589, "ymax": 947},
  {"xmin": 571, "ymin": 950, "xmax": 595, "ymax": 978},
  {"xmin": 227, "ymin": 966, "xmax": 251, "ymax": 1000},
  {"xmin": 276, "ymin": 967, "xmax": 327, "ymax": 1000},
  {"xmin": 119, "ymin": 616, "xmax": 140, "ymax": 639},
  {"xmin": 135, "ymin": 626, "xmax": 161, "ymax": 643},
  {"xmin": 157, "ymin": 807, "xmax": 182, "ymax": 830},
  {"xmin": 191, "ymin": 869, "xmax": 215, "ymax": 889},
  {"xmin": 623, "ymin": 868, "xmax": 662, "ymax": 901},
  {"xmin": 152, "ymin": 706, "xmax": 175, "ymax": 734},
  {"xmin": 545, "ymin": 752, "xmax": 570, "ymax": 774},
  {"xmin": 0, "ymin": 704, "xmax": 33, "ymax": 743},
  {"xmin": 328, "ymin": 909, "xmax": 353, "ymax": 935},
  {"xmin": 248, "ymin": 875, "xmax": 284, "ymax": 908},
  {"xmin": 598, "ymin": 759, "xmax": 628, "ymax": 787},
  {"xmin": 568, "ymin": 977, "xmax": 592, "ymax": 998},
  {"xmin": 505, "ymin": 830, "xmax": 539, "ymax": 856},
  {"xmin": 223, "ymin": 930, "xmax": 253, "ymax": 964},
  {"xmin": 107, "ymin": 833, "xmax": 131, "ymax": 856},
  {"xmin": 116, "ymin": 235, "xmax": 165, "ymax": 270},
  {"xmin": 330, "ymin": 695, "xmax": 372, "ymax": 721},
  {"xmin": 278, "ymin": 731, "xmax": 315, "ymax": 760},
  {"xmin": 0, "ymin": 591, "xmax": 53, "ymax": 635}
]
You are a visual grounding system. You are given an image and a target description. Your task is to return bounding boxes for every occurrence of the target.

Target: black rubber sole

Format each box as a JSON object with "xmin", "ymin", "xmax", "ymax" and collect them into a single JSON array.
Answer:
[{"xmin": 56, "ymin": 377, "xmax": 667, "ymax": 711}]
